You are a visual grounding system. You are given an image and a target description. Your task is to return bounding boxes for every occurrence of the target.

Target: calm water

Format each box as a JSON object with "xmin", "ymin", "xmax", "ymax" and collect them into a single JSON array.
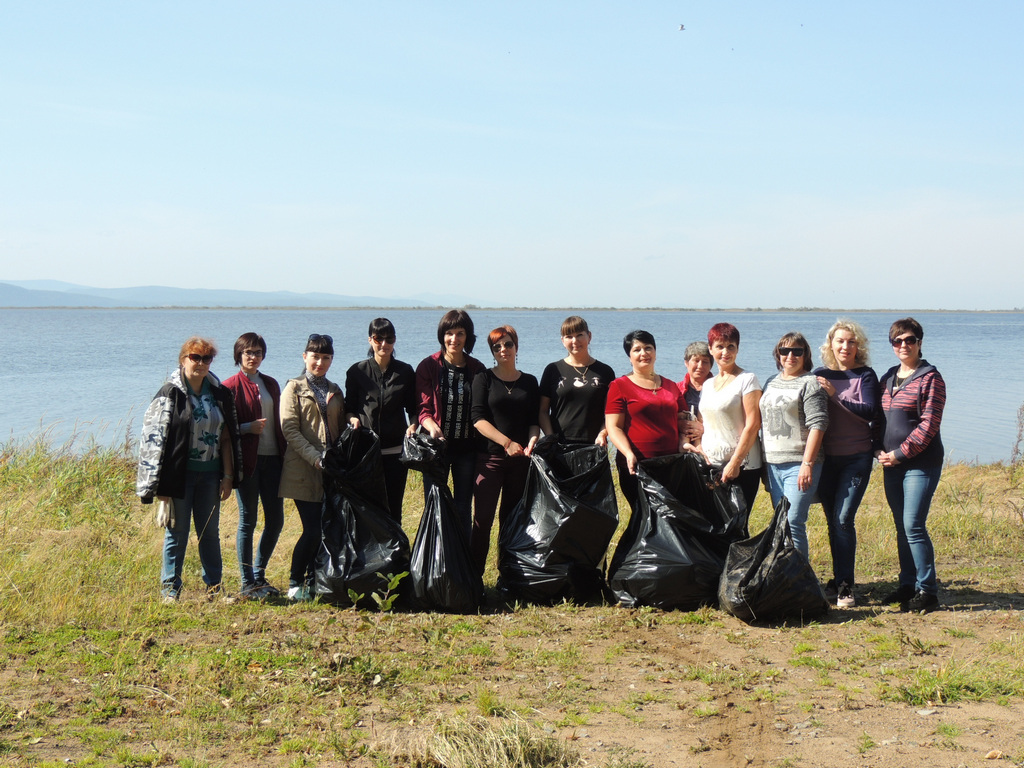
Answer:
[{"xmin": 1, "ymin": 308, "xmax": 1019, "ymax": 464}]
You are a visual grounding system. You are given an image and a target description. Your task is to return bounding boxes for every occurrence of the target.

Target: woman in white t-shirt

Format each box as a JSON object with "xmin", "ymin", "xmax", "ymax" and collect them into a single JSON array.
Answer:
[{"xmin": 693, "ymin": 322, "xmax": 763, "ymax": 514}]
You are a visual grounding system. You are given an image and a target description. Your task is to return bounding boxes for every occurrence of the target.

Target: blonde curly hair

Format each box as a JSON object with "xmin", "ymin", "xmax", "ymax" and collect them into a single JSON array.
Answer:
[{"xmin": 819, "ymin": 319, "xmax": 869, "ymax": 370}]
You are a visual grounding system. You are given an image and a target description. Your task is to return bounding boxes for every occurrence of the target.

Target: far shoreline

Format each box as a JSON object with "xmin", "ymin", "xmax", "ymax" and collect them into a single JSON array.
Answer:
[{"xmin": 3, "ymin": 305, "xmax": 1023, "ymax": 313}]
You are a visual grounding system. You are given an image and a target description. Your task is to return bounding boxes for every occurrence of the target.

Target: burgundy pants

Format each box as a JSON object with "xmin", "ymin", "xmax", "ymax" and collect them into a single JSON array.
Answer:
[{"xmin": 471, "ymin": 452, "xmax": 529, "ymax": 575}]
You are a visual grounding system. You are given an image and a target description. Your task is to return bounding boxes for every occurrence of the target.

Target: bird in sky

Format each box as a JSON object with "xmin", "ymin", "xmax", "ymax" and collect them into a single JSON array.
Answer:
[{"xmin": 678, "ymin": 24, "xmax": 685, "ymax": 31}]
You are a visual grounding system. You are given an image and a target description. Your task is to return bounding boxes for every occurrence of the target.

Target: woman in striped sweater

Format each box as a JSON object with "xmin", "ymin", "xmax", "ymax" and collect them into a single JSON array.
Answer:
[{"xmin": 877, "ymin": 318, "xmax": 946, "ymax": 614}]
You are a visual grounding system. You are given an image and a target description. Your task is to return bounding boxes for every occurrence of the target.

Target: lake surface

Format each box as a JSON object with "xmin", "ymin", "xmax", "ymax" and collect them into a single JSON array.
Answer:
[{"xmin": 1, "ymin": 308, "xmax": 1019, "ymax": 464}]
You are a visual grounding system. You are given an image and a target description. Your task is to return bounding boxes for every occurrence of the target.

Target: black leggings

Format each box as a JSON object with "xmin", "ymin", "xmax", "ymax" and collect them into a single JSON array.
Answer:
[
  {"xmin": 733, "ymin": 468, "xmax": 762, "ymax": 516},
  {"xmin": 290, "ymin": 498, "xmax": 323, "ymax": 588}
]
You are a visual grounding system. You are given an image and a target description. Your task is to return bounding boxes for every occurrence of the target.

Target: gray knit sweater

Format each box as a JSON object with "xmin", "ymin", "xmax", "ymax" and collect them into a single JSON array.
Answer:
[{"xmin": 759, "ymin": 373, "xmax": 829, "ymax": 464}]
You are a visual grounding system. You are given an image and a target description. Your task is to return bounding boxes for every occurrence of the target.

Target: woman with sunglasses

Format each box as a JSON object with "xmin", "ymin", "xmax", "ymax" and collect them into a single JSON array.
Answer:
[
  {"xmin": 695, "ymin": 323, "xmax": 763, "ymax": 514},
  {"xmin": 470, "ymin": 325, "xmax": 540, "ymax": 575},
  {"xmin": 605, "ymin": 330, "xmax": 689, "ymax": 512},
  {"xmin": 344, "ymin": 318, "xmax": 417, "ymax": 524},
  {"xmin": 877, "ymin": 318, "xmax": 946, "ymax": 614},
  {"xmin": 137, "ymin": 337, "xmax": 242, "ymax": 601},
  {"xmin": 538, "ymin": 315, "xmax": 615, "ymax": 446},
  {"xmin": 223, "ymin": 332, "xmax": 287, "ymax": 600},
  {"xmin": 416, "ymin": 309, "xmax": 487, "ymax": 536},
  {"xmin": 279, "ymin": 333, "xmax": 342, "ymax": 601},
  {"xmin": 759, "ymin": 332, "xmax": 829, "ymax": 560},
  {"xmin": 813, "ymin": 320, "xmax": 881, "ymax": 609}
]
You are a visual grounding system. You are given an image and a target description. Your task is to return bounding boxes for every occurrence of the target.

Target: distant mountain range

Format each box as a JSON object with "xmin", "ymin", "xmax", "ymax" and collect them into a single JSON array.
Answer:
[{"xmin": 0, "ymin": 281, "xmax": 469, "ymax": 308}]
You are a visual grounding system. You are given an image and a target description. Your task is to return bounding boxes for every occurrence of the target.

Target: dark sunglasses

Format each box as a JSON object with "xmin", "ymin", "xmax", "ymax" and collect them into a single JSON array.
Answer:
[
  {"xmin": 890, "ymin": 335, "xmax": 919, "ymax": 347},
  {"xmin": 187, "ymin": 353, "xmax": 215, "ymax": 364},
  {"xmin": 372, "ymin": 335, "xmax": 396, "ymax": 344},
  {"xmin": 491, "ymin": 340, "xmax": 516, "ymax": 352},
  {"xmin": 307, "ymin": 333, "xmax": 333, "ymax": 345},
  {"xmin": 778, "ymin": 347, "xmax": 805, "ymax": 357}
]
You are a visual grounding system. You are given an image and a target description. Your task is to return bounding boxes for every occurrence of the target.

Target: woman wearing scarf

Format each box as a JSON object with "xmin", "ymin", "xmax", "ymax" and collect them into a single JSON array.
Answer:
[{"xmin": 279, "ymin": 333, "xmax": 342, "ymax": 602}]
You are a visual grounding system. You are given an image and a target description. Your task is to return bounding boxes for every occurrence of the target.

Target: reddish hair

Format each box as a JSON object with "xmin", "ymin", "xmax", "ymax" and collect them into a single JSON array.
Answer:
[
  {"xmin": 707, "ymin": 322, "xmax": 740, "ymax": 347},
  {"xmin": 487, "ymin": 325, "xmax": 518, "ymax": 350},
  {"xmin": 178, "ymin": 336, "xmax": 217, "ymax": 364}
]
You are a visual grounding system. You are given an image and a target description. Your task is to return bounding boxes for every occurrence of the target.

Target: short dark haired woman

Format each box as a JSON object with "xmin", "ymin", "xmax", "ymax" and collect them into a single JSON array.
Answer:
[
  {"xmin": 137, "ymin": 336, "xmax": 242, "ymax": 601},
  {"xmin": 877, "ymin": 317, "xmax": 946, "ymax": 614},
  {"xmin": 415, "ymin": 309, "xmax": 486, "ymax": 536},
  {"xmin": 605, "ymin": 330, "xmax": 688, "ymax": 511},
  {"xmin": 223, "ymin": 332, "xmax": 287, "ymax": 599},
  {"xmin": 344, "ymin": 318, "xmax": 418, "ymax": 524},
  {"xmin": 279, "ymin": 333, "xmax": 343, "ymax": 601}
]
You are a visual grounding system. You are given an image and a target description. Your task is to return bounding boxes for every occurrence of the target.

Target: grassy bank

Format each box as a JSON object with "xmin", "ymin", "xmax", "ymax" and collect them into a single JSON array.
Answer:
[{"xmin": 1, "ymin": 436, "xmax": 1023, "ymax": 767}]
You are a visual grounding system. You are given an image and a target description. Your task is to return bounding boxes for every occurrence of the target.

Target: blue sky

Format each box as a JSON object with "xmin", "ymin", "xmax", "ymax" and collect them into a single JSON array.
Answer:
[{"xmin": 2, "ymin": 2, "xmax": 1022, "ymax": 308}]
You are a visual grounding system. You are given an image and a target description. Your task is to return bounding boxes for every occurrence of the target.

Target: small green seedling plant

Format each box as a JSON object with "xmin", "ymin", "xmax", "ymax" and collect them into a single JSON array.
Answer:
[
  {"xmin": 373, "ymin": 571, "xmax": 408, "ymax": 612},
  {"xmin": 345, "ymin": 571, "xmax": 408, "ymax": 612}
]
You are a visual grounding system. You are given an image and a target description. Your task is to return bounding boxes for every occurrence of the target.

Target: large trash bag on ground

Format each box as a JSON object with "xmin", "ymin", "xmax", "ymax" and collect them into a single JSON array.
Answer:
[
  {"xmin": 607, "ymin": 452, "xmax": 748, "ymax": 610},
  {"xmin": 315, "ymin": 426, "xmax": 411, "ymax": 607},
  {"xmin": 718, "ymin": 496, "xmax": 830, "ymax": 622},
  {"xmin": 401, "ymin": 433, "xmax": 482, "ymax": 613},
  {"xmin": 496, "ymin": 437, "xmax": 619, "ymax": 604}
]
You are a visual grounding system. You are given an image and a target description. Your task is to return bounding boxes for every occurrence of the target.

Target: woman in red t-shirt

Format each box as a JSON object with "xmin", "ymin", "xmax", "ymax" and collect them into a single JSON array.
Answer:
[{"xmin": 605, "ymin": 329, "xmax": 688, "ymax": 511}]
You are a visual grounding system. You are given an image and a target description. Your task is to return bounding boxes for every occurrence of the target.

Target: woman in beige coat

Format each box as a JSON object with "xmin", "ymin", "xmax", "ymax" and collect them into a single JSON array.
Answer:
[{"xmin": 279, "ymin": 333, "xmax": 342, "ymax": 601}]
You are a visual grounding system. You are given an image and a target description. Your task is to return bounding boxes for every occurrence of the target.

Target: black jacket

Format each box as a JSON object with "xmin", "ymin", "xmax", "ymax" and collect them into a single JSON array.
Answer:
[{"xmin": 344, "ymin": 357, "xmax": 417, "ymax": 450}]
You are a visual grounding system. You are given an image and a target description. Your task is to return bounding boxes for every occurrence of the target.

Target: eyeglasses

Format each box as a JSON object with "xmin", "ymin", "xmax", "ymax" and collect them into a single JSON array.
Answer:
[
  {"xmin": 187, "ymin": 353, "xmax": 215, "ymax": 364},
  {"xmin": 242, "ymin": 349, "xmax": 264, "ymax": 358},
  {"xmin": 779, "ymin": 347, "xmax": 805, "ymax": 357},
  {"xmin": 491, "ymin": 340, "xmax": 516, "ymax": 352},
  {"xmin": 372, "ymin": 336, "xmax": 396, "ymax": 344},
  {"xmin": 308, "ymin": 333, "xmax": 333, "ymax": 345},
  {"xmin": 891, "ymin": 335, "xmax": 919, "ymax": 347}
]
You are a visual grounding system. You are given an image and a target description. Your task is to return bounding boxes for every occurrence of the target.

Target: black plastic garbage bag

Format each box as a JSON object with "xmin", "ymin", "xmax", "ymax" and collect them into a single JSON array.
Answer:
[
  {"xmin": 718, "ymin": 496, "xmax": 830, "ymax": 622},
  {"xmin": 402, "ymin": 433, "xmax": 482, "ymax": 613},
  {"xmin": 496, "ymin": 437, "xmax": 618, "ymax": 604},
  {"xmin": 315, "ymin": 426, "xmax": 411, "ymax": 606},
  {"xmin": 608, "ymin": 452, "xmax": 748, "ymax": 610}
]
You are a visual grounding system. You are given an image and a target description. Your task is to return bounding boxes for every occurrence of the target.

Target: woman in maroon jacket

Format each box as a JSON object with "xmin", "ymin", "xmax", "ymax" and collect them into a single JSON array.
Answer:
[
  {"xmin": 223, "ymin": 332, "xmax": 287, "ymax": 599},
  {"xmin": 877, "ymin": 318, "xmax": 946, "ymax": 614},
  {"xmin": 415, "ymin": 309, "xmax": 486, "ymax": 537}
]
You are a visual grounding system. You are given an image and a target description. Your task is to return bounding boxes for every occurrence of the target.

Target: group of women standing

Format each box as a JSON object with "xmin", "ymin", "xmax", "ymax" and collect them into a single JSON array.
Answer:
[
  {"xmin": 137, "ymin": 312, "xmax": 945, "ymax": 615},
  {"xmin": 768, "ymin": 317, "xmax": 945, "ymax": 615}
]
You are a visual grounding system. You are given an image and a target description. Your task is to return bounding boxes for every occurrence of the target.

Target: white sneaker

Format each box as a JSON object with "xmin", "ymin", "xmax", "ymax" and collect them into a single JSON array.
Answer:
[
  {"xmin": 287, "ymin": 585, "xmax": 312, "ymax": 602},
  {"xmin": 836, "ymin": 581, "xmax": 856, "ymax": 609}
]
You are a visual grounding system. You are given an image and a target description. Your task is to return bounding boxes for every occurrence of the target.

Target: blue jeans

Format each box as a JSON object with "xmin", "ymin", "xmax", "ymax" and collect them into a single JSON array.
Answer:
[
  {"xmin": 818, "ymin": 451, "xmax": 873, "ymax": 585},
  {"xmin": 766, "ymin": 461, "xmax": 822, "ymax": 559},
  {"xmin": 235, "ymin": 454, "xmax": 284, "ymax": 587},
  {"xmin": 161, "ymin": 470, "xmax": 223, "ymax": 596},
  {"xmin": 883, "ymin": 463, "xmax": 940, "ymax": 595}
]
